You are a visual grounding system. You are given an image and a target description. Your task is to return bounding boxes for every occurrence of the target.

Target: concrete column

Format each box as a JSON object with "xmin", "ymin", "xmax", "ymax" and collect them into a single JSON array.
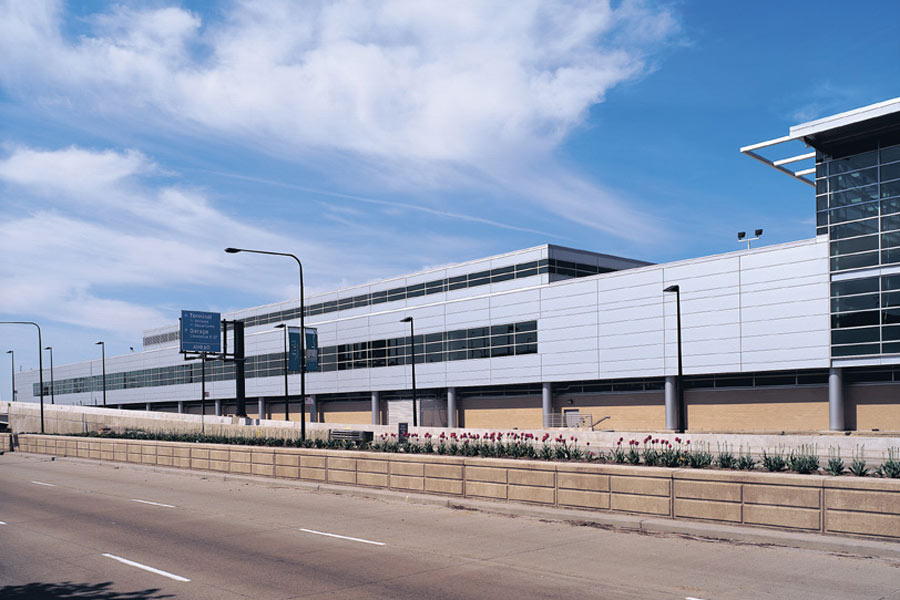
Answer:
[
  {"xmin": 371, "ymin": 391, "xmax": 380, "ymax": 425},
  {"xmin": 145, "ymin": 402, "xmax": 151, "ymax": 412},
  {"xmin": 258, "ymin": 398, "xmax": 266, "ymax": 420},
  {"xmin": 447, "ymin": 387, "xmax": 457, "ymax": 428},
  {"xmin": 829, "ymin": 367, "xmax": 845, "ymax": 431},
  {"xmin": 665, "ymin": 375, "xmax": 678, "ymax": 431},
  {"xmin": 177, "ymin": 401, "xmax": 184, "ymax": 414},
  {"xmin": 541, "ymin": 382, "xmax": 552, "ymax": 428},
  {"xmin": 117, "ymin": 404, "xmax": 123, "ymax": 410},
  {"xmin": 309, "ymin": 395, "xmax": 318, "ymax": 423},
  {"xmin": 214, "ymin": 399, "xmax": 222, "ymax": 417}
]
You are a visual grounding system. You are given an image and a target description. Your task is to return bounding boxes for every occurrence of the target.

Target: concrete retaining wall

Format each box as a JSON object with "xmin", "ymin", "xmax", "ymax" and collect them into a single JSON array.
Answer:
[
  {"xmin": 15, "ymin": 434, "xmax": 900, "ymax": 542},
  {"xmin": 6, "ymin": 401, "xmax": 900, "ymax": 465}
]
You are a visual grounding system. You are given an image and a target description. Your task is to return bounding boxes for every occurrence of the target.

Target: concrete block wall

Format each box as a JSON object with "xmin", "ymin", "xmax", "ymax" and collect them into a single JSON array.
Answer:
[
  {"xmin": 14, "ymin": 434, "xmax": 900, "ymax": 541},
  {"xmin": 8, "ymin": 401, "xmax": 900, "ymax": 466}
]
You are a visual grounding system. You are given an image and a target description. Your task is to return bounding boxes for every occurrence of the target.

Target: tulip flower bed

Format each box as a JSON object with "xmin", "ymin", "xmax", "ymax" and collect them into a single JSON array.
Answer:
[{"xmin": 64, "ymin": 429, "xmax": 900, "ymax": 478}]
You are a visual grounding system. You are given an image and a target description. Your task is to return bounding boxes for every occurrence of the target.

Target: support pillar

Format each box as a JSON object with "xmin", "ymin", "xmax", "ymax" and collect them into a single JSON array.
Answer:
[
  {"xmin": 829, "ymin": 367, "xmax": 845, "ymax": 431},
  {"xmin": 214, "ymin": 399, "xmax": 222, "ymax": 416},
  {"xmin": 258, "ymin": 398, "xmax": 266, "ymax": 421},
  {"xmin": 447, "ymin": 387, "xmax": 457, "ymax": 428},
  {"xmin": 371, "ymin": 391, "xmax": 380, "ymax": 425},
  {"xmin": 665, "ymin": 375, "xmax": 678, "ymax": 431},
  {"xmin": 177, "ymin": 401, "xmax": 184, "ymax": 414},
  {"xmin": 145, "ymin": 402, "xmax": 151, "ymax": 412},
  {"xmin": 542, "ymin": 382, "xmax": 552, "ymax": 428},
  {"xmin": 309, "ymin": 395, "xmax": 318, "ymax": 423}
]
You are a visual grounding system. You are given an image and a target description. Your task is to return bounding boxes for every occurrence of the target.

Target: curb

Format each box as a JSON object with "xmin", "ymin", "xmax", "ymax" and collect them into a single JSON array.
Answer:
[{"xmin": 15, "ymin": 452, "xmax": 900, "ymax": 561}]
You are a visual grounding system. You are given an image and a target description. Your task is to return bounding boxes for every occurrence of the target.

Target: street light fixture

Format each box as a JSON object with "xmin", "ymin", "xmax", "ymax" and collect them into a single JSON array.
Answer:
[
  {"xmin": 226, "ymin": 247, "xmax": 306, "ymax": 440},
  {"xmin": 5, "ymin": 350, "xmax": 14, "ymax": 403},
  {"xmin": 400, "ymin": 316, "xmax": 418, "ymax": 427},
  {"xmin": 1, "ymin": 321, "xmax": 45, "ymax": 432},
  {"xmin": 663, "ymin": 285, "xmax": 684, "ymax": 433},
  {"xmin": 275, "ymin": 324, "xmax": 291, "ymax": 421},
  {"xmin": 44, "ymin": 346, "xmax": 55, "ymax": 405},
  {"xmin": 95, "ymin": 341, "xmax": 107, "ymax": 407}
]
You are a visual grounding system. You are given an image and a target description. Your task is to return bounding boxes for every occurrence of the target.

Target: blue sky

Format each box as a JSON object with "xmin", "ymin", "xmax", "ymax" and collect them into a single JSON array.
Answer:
[{"xmin": 1, "ymin": 0, "xmax": 898, "ymax": 398}]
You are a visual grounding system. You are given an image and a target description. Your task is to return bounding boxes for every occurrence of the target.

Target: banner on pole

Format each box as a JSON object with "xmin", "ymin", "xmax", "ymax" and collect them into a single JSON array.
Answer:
[
  {"xmin": 305, "ymin": 327, "xmax": 318, "ymax": 372},
  {"xmin": 288, "ymin": 327, "xmax": 302, "ymax": 371}
]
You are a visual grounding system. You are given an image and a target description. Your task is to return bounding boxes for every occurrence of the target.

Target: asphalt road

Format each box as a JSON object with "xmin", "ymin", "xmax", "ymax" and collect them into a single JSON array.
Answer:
[{"xmin": 1, "ymin": 453, "xmax": 899, "ymax": 600}]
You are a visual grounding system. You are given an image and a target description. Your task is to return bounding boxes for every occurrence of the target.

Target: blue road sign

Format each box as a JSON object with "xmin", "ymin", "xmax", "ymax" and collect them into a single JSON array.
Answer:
[{"xmin": 180, "ymin": 310, "xmax": 221, "ymax": 353}]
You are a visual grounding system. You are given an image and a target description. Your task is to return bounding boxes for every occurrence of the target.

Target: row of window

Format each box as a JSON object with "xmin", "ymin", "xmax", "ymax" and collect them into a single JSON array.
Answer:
[
  {"xmin": 143, "ymin": 258, "xmax": 611, "ymax": 347},
  {"xmin": 317, "ymin": 321, "xmax": 538, "ymax": 372},
  {"xmin": 816, "ymin": 141, "xmax": 900, "ymax": 258},
  {"xmin": 34, "ymin": 352, "xmax": 301, "ymax": 397},
  {"xmin": 38, "ymin": 322, "xmax": 539, "ymax": 397},
  {"xmin": 830, "ymin": 274, "xmax": 900, "ymax": 357}
]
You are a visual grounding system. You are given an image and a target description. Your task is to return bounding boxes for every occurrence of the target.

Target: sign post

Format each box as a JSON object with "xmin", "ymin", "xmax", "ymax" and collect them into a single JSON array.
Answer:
[{"xmin": 180, "ymin": 310, "xmax": 224, "ymax": 422}]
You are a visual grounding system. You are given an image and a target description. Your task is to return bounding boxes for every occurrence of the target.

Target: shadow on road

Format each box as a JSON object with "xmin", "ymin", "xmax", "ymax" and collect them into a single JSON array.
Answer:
[{"xmin": 0, "ymin": 581, "xmax": 173, "ymax": 599}]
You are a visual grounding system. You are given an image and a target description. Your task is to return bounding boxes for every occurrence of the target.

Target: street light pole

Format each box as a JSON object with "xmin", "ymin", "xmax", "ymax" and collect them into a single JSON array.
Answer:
[
  {"xmin": 5, "ymin": 350, "xmax": 14, "ymax": 402},
  {"xmin": 95, "ymin": 341, "xmax": 107, "ymax": 407},
  {"xmin": 226, "ymin": 247, "xmax": 306, "ymax": 440},
  {"xmin": 401, "ymin": 316, "xmax": 418, "ymax": 427},
  {"xmin": 275, "ymin": 324, "xmax": 290, "ymax": 421},
  {"xmin": 663, "ymin": 285, "xmax": 684, "ymax": 433},
  {"xmin": 1, "ymin": 322, "xmax": 44, "ymax": 433},
  {"xmin": 44, "ymin": 346, "xmax": 54, "ymax": 405}
]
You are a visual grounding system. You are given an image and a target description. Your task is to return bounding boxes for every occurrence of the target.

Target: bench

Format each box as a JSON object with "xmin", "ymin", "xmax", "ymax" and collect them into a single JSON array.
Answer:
[{"xmin": 328, "ymin": 430, "xmax": 373, "ymax": 443}]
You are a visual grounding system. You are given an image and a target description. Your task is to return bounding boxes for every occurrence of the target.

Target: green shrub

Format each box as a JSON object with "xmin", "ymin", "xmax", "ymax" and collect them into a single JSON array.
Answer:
[
  {"xmin": 716, "ymin": 444, "xmax": 736, "ymax": 469},
  {"xmin": 788, "ymin": 444, "xmax": 820, "ymax": 475},
  {"xmin": 762, "ymin": 447, "xmax": 787, "ymax": 472},
  {"xmin": 825, "ymin": 447, "xmax": 844, "ymax": 476}
]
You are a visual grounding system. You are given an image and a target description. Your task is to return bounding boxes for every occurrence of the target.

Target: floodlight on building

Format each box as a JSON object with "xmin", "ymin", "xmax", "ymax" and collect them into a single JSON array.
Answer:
[{"xmin": 738, "ymin": 228, "xmax": 763, "ymax": 249}]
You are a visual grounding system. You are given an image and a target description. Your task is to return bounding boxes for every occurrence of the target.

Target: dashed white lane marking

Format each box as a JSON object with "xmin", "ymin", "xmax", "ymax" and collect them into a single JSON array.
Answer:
[
  {"xmin": 31, "ymin": 480, "xmax": 56, "ymax": 487},
  {"xmin": 102, "ymin": 553, "xmax": 191, "ymax": 582},
  {"xmin": 0, "ymin": 521, "xmax": 6, "ymax": 525},
  {"xmin": 131, "ymin": 499, "xmax": 176, "ymax": 508},
  {"xmin": 299, "ymin": 528, "xmax": 385, "ymax": 546},
  {"xmin": 686, "ymin": 597, "xmax": 708, "ymax": 600}
]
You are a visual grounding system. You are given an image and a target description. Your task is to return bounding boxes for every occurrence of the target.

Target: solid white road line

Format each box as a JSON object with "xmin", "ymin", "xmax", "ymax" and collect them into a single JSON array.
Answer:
[
  {"xmin": 102, "ymin": 553, "xmax": 191, "ymax": 582},
  {"xmin": 131, "ymin": 499, "xmax": 176, "ymax": 508},
  {"xmin": 31, "ymin": 480, "xmax": 56, "ymax": 487},
  {"xmin": 299, "ymin": 528, "xmax": 385, "ymax": 546}
]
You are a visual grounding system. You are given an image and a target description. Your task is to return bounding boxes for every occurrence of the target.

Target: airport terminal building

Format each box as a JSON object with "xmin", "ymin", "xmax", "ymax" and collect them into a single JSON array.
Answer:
[{"xmin": 16, "ymin": 99, "xmax": 900, "ymax": 433}]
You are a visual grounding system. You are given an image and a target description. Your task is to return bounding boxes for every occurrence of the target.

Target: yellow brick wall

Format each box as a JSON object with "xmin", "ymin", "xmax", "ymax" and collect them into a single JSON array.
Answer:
[
  {"xmin": 686, "ymin": 387, "xmax": 828, "ymax": 432},
  {"xmin": 461, "ymin": 396, "xmax": 543, "ymax": 429},
  {"xmin": 320, "ymin": 401, "xmax": 371, "ymax": 425},
  {"xmin": 557, "ymin": 393, "xmax": 665, "ymax": 431},
  {"xmin": 850, "ymin": 383, "xmax": 900, "ymax": 433}
]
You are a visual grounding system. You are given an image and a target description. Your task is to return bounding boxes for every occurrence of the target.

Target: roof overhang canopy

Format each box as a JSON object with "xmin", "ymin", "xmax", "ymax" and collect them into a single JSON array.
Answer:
[{"xmin": 741, "ymin": 97, "xmax": 900, "ymax": 187}]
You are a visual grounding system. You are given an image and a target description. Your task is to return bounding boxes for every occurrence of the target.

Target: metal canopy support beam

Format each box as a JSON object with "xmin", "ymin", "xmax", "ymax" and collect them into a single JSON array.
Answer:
[{"xmin": 740, "ymin": 135, "xmax": 816, "ymax": 187}]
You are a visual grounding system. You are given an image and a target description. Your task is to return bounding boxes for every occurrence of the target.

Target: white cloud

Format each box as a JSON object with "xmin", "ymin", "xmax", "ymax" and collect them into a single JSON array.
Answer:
[
  {"xmin": 0, "ymin": 145, "xmax": 489, "ymax": 336},
  {"xmin": 0, "ymin": 0, "xmax": 678, "ymax": 239}
]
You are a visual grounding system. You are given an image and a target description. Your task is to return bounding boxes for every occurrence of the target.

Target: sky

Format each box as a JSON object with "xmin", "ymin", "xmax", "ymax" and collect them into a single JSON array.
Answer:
[{"xmin": 1, "ymin": 0, "xmax": 899, "ymax": 399}]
